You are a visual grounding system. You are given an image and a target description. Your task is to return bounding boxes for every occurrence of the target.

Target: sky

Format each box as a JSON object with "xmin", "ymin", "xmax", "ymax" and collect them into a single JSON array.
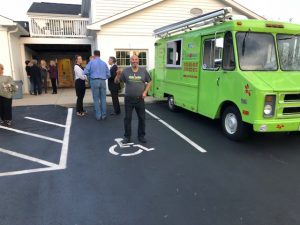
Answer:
[{"xmin": 0, "ymin": 0, "xmax": 299, "ymax": 23}]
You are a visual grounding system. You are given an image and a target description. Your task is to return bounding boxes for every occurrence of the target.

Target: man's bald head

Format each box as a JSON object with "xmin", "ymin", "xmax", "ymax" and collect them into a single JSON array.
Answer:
[{"xmin": 130, "ymin": 54, "xmax": 139, "ymax": 69}]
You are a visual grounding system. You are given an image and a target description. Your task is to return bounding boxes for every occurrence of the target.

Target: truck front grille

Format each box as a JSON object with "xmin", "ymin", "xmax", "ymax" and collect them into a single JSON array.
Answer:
[
  {"xmin": 278, "ymin": 93, "xmax": 300, "ymax": 118},
  {"xmin": 284, "ymin": 94, "xmax": 300, "ymax": 102},
  {"xmin": 282, "ymin": 107, "xmax": 300, "ymax": 115}
]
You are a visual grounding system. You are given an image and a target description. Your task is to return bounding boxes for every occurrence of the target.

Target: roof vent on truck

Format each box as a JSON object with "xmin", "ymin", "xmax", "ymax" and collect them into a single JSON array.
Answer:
[{"xmin": 154, "ymin": 7, "xmax": 232, "ymax": 37}]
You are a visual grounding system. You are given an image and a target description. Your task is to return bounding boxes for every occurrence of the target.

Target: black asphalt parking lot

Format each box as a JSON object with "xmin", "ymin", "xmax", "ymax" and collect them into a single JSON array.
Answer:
[{"xmin": 0, "ymin": 102, "xmax": 300, "ymax": 225}]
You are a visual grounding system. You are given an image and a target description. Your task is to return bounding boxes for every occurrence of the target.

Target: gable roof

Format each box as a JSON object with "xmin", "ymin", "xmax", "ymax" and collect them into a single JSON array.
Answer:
[
  {"xmin": 221, "ymin": 0, "xmax": 265, "ymax": 20},
  {"xmin": 0, "ymin": 15, "xmax": 15, "ymax": 26},
  {"xmin": 0, "ymin": 15, "xmax": 29, "ymax": 36},
  {"xmin": 87, "ymin": 0, "xmax": 265, "ymax": 31},
  {"xmin": 27, "ymin": 2, "xmax": 82, "ymax": 16}
]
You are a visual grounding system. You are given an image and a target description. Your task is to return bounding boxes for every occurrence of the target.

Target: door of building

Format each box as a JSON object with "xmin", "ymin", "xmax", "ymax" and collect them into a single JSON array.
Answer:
[{"xmin": 57, "ymin": 59, "xmax": 74, "ymax": 87}]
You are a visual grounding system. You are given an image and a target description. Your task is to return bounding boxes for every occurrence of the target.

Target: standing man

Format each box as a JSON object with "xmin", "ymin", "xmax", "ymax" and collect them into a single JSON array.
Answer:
[
  {"xmin": 30, "ymin": 59, "xmax": 42, "ymax": 95},
  {"xmin": 116, "ymin": 55, "xmax": 152, "ymax": 143},
  {"xmin": 108, "ymin": 56, "xmax": 121, "ymax": 115},
  {"xmin": 84, "ymin": 50, "xmax": 110, "ymax": 120}
]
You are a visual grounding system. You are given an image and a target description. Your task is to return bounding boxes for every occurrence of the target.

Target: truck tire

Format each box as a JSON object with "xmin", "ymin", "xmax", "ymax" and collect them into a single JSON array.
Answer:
[
  {"xmin": 221, "ymin": 106, "xmax": 250, "ymax": 141},
  {"xmin": 167, "ymin": 96, "xmax": 177, "ymax": 112}
]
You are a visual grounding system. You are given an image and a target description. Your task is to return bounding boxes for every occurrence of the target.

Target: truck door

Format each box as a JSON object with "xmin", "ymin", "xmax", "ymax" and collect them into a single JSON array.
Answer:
[{"xmin": 198, "ymin": 34, "xmax": 224, "ymax": 118}]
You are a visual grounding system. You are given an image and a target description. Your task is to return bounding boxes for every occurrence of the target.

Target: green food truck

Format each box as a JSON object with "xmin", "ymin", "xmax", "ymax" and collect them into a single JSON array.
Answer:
[{"xmin": 150, "ymin": 7, "xmax": 300, "ymax": 140}]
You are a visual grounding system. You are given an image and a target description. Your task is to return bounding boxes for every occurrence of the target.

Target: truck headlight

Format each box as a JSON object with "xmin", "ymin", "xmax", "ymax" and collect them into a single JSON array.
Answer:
[
  {"xmin": 264, "ymin": 104, "xmax": 272, "ymax": 115},
  {"xmin": 263, "ymin": 95, "xmax": 276, "ymax": 118}
]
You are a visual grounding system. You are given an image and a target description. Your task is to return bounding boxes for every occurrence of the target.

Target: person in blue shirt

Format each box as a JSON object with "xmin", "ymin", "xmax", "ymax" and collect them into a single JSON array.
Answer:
[{"xmin": 84, "ymin": 50, "xmax": 110, "ymax": 120}]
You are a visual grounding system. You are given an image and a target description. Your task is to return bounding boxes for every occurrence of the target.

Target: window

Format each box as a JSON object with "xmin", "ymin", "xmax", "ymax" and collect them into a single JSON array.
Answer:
[
  {"xmin": 222, "ymin": 32, "xmax": 235, "ymax": 70},
  {"xmin": 202, "ymin": 37, "xmax": 223, "ymax": 70},
  {"xmin": 116, "ymin": 50, "xmax": 148, "ymax": 68},
  {"xmin": 236, "ymin": 32, "xmax": 277, "ymax": 71},
  {"xmin": 277, "ymin": 34, "xmax": 300, "ymax": 71},
  {"xmin": 166, "ymin": 40, "xmax": 182, "ymax": 67}
]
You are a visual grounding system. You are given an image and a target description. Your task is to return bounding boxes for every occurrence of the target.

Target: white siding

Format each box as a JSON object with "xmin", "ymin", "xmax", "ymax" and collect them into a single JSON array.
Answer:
[
  {"xmin": 0, "ymin": 27, "xmax": 12, "ymax": 76},
  {"xmin": 92, "ymin": 0, "xmax": 150, "ymax": 22},
  {"xmin": 96, "ymin": 34, "xmax": 156, "ymax": 69},
  {"xmin": 100, "ymin": 0, "xmax": 242, "ymax": 35},
  {"xmin": 10, "ymin": 34, "xmax": 23, "ymax": 81},
  {"xmin": 95, "ymin": 0, "xmax": 246, "ymax": 70}
]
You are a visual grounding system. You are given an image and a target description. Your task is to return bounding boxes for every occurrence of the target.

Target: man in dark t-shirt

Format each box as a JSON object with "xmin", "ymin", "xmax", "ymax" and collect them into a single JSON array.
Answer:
[{"xmin": 117, "ymin": 55, "xmax": 152, "ymax": 144}]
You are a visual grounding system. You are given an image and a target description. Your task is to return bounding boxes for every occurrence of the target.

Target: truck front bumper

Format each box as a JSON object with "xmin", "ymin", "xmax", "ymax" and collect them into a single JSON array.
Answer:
[{"xmin": 253, "ymin": 118, "xmax": 300, "ymax": 132}]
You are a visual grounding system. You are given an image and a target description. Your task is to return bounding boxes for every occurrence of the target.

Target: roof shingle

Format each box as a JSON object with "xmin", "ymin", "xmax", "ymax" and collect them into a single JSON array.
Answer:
[{"xmin": 27, "ymin": 2, "xmax": 82, "ymax": 16}]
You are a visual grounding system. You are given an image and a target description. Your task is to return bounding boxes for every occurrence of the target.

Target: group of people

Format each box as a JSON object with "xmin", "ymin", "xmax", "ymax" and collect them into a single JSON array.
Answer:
[
  {"xmin": 0, "ymin": 50, "xmax": 152, "ymax": 143},
  {"xmin": 25, "ymin": 59, "xmax": 59, "ymax": 95},
  {"xmin": 75, "ymin": 50, "xmax": 152, "ymax": 143}
]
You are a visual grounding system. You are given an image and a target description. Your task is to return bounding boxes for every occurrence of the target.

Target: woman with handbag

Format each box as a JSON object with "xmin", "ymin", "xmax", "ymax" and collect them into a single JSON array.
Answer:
[{"xmin": 0, "ymin": 64, "xmax": 16, "ymax": 126}]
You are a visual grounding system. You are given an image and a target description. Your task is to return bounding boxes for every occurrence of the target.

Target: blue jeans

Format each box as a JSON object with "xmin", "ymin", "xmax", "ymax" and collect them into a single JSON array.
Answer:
[{"xmin": 90, "ymin": 79, "xmax": 107, "ymax": 119}]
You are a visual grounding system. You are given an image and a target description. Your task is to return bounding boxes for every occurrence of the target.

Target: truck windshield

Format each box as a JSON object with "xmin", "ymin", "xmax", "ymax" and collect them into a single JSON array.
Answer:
[
  {"xmin": 277, "ymin": 34, "xmax": 300, "ymax": 71},
  {"xmin": 236, "ymin": 32, "xmax": 278, "ymax": 71}
]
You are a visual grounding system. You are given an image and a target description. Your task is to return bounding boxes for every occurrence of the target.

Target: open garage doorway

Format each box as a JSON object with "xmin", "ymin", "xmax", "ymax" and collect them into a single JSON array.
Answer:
[{"xmin": 25, "ymin": 44, "xmax": 91, "ymax": 88}]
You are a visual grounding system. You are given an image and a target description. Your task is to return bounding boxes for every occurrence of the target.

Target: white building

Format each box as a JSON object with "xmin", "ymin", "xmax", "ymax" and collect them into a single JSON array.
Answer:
[
  {"xmin": 0, "ymin": 16, "xmax": 29, "ymax": 80},
  {"xmin": 0, "ymin": 0, "xmax": 264, "ymax": 94}
]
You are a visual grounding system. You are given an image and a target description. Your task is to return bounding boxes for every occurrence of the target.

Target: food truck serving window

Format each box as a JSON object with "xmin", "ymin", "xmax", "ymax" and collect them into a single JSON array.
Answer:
[
  {"xmin": 166, "ymin": 39, "xmax": 182, "ymax": 67},
  {"xmin": 236, "ymin": 32, "xmax": 278, "ymax": 71}
]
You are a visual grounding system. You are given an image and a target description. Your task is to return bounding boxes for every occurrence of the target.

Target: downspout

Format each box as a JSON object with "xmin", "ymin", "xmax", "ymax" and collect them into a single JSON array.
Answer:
[{"xmin": 7, "ymin": 26, "xmax": 19, "ymax": 79}]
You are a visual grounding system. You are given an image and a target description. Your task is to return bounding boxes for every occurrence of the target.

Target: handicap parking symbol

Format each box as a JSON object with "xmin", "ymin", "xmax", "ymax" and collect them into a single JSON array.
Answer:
[{"xmin": 109, "ymin": 138, "xmax": 155, "ymax": 157}]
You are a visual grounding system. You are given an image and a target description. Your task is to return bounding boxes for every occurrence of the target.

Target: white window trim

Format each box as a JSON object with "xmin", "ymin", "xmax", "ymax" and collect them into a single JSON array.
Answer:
[{"xmin": 115, "ymin": 49, "xmax": 148, "ymax": 67}]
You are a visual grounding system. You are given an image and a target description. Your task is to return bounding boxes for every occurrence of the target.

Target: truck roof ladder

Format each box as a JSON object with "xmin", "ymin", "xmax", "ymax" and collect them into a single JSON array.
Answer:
[{"xmin": 154, "ymin": 7, "xmax": 232, "ymax": 37}]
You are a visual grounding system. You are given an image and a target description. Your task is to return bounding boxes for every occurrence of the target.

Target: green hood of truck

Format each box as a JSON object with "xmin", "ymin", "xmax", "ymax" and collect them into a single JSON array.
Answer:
[{"xmin": 242, "ymin": 71, "xmax": 300, "ymax": 92}]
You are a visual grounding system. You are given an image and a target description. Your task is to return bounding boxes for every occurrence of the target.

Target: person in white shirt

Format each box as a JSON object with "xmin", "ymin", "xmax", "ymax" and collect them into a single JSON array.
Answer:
[{"xmin": 74, "ymin": 55, "xmax": 87, "ymax": 116}]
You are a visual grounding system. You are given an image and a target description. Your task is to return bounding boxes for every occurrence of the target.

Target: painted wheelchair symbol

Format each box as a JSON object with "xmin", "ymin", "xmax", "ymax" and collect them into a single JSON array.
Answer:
[{"xmin": 109, "ymin": 138, "xmax": 155, "ymax": 157}]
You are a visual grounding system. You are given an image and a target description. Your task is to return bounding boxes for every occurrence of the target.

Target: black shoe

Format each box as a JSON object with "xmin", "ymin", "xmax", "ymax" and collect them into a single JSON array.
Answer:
[
  {"xmin": 122, "ymin": 137, "xmax": 131, "ymax": 144},
  {"xmin": 110, "ymin": 112, "xmax": 116, "ymax": 115},
  {"xmin": 138, "ymin": 137, "xmax": 147, "ymax": 143},
  {"xmin": 5, "ymin": 120, "xmax": 12, "ymax": 126}
]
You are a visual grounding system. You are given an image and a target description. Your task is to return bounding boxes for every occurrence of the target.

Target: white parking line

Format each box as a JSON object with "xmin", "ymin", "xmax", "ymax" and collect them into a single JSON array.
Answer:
[
  {"xmin": 0, "ymin": 167, "xmax": 61, "ymax": 177},
  {"xmin": 0, "ymin": 108, "xmax": 73, "ymax": 177},
  {"xmin": 0, "ymin": 125, "xmax": 63, "ymax": 144},
  {"xmin": 0, "ymin": 147, "xmax": 59, "ymax": 167},
  {"xmin": 146, "ymin": 110, "xmax": 207, "ymax": 153},
  {"xmin": 59, "ymin": 108, "xmax": 73, "ymax": 168},
  {"xmin": 25, "ymin": 117, "xmax": 66, "ymax": 128}
]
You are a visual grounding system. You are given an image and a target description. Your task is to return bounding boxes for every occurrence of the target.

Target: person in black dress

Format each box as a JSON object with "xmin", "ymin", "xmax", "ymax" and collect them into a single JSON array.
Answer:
[{"xmin": 74, "ymin": 55, "xmax": 87, "ymax": 116}]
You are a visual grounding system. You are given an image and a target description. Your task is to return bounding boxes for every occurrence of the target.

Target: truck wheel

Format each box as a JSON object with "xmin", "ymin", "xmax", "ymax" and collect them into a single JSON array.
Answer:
[
  {"xmin": 167, "ymin": 96, "xmax": 177, "ymax": 112},
  {"xmin": 222, "ymin": 106, "xmax": 250, "ymax": 141}
]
